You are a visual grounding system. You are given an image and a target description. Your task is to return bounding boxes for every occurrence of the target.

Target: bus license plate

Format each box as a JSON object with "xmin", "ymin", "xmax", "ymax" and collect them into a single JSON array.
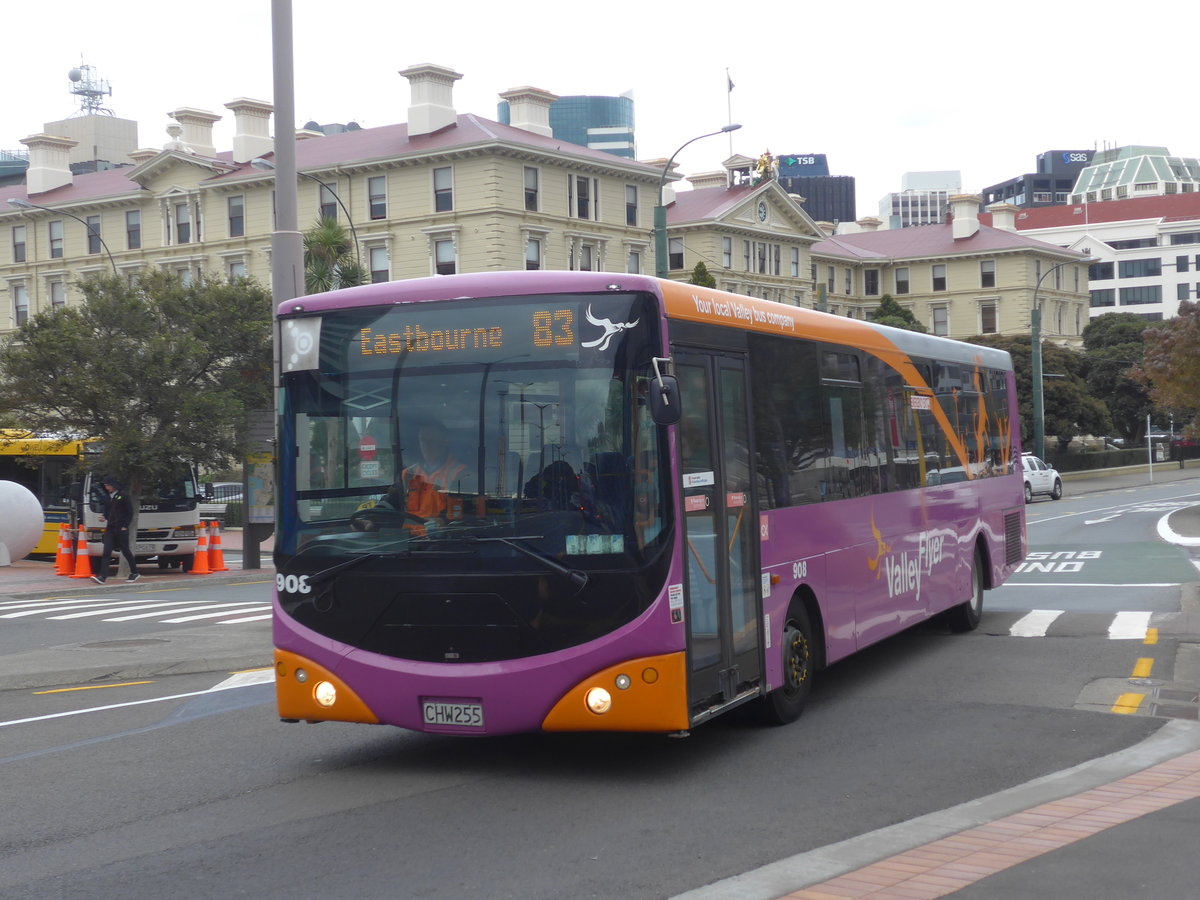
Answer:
[{"xmin": 421, "ymin": 699, "xmax": 484, "ymax": 728}]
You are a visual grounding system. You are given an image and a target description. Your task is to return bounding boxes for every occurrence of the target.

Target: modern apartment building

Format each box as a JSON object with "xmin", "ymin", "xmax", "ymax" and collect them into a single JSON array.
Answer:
[
  {"xmin": 812, "ymin": 196, "xmax": 1090, "ymax": 344},
  {"xmin": 981, "ymin": 149, "xmax": 1094, "ymax": 209},
  {"xmin": 878, "ymin": 170, "xmax": 962, "ymax": 229}
]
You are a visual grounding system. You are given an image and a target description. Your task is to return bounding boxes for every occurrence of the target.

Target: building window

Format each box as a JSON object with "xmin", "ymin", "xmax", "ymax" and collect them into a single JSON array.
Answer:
[
  {"xmin": 85, "ymin": 215, "xmax": 102, "ymax": 254},
  {"xmin": 932, "ymin": 264, "xmax": 947, "ymax": 291},
  {"xmin": 757, "ymin": 243, "xmax": 768, "ymax": 275},
  {"xmin": 579, "ymin": 244, "xmax": 594, "ymax": 272},
  {"xmin": 625, "ymin": 185, "xmax": 638, "ymax": 226},
  {"xmin": 744, "ymin": 241, "xmax": 751, "ymax": 271},
  {"xmin": 569, "ymin": 175, "xmax": 597, "ymax": 220},
  {"xmin": 931, "ymin": 305, "xmax": 949, "ymax": 336},
  {"xmin": 723, "ymin": 237, "xmax": 733, "ymax": 269},
  {"xmin": 627, "ymin": 249, "xmax": 641, "ymax": 274},
  {"xmin": 1089, "ymin": 261, "xmax": 1114, "ymax": 280},
  {"xmin": 175, "ymin": 203, "xmax": 191, "ymax": 244},
  {"xmin": 228, "ymin": 195, "xmax": 245, "ymax": 237},
  {"xmin": 525, "ymin": 238, "xmax": 541, "ymax": 271},
  {"xmin": 895, "ymin": 266, "xmax": 910, "ymax": 294},
  {"xmin": 1178, "ymin": 283, "xmax": 1190, "ymax": 301},
  {"xmin": 49, "ymin": 220, "xmax": 64, "ymax": 258},
  {"xmin": 368, "ymin": 176, "xmax": 387, "ymax": 220},
  {"xmin": 228, "ymin": 260, "xmax": 247, "ymax": 279},
  {"xmin": 319, "ymin": 183, "xmax": 338, "ymax": 220},
  {"xmin": 980, "ymin": 303, "xmax": 997, "ymax": 334},
  {"xmin": 844, "ymin": 268, "xmax": 852, "ymax": 294},
  {"xmin": 669, "ymin": 237, "xmax": 684, "ymax": 271},
  {"xmin": 50, "ymin": 280, "xmax": 65, "ymax": 309},
  {"xmin": 369, "ymin": 246, "xmax": 389, "ymax": 283},
  {"xmin": 12, "ymin": 225, "xmax": 25, "ymax": 263},
  {"xmin": 13, "ymin": 283, "xmax": 29, "ymax": 326},
  {"xmin": 864, "ymin": 269, "xmax": 879, "ymax": 295},
  {"xmin": 980, "ymin": 260, "xmax": 995, "ymax": 288},
  {"xmin": 1090, "ymin": 289, "xmax": 1115, "ymax": 307},
  {"xmin": 524, "ymin": 167, "xmax": 539, "ymax": 212},
  {"xmin": 126, "ymin": 210, "xmax": 141, "ymax": 250},
  {"xmin": 826, "ymin": 266, "xmax": 835, "ymax": 293},
  {"xmin": 1118, "ymin": 259, "xmax": 1162, "ymax": 278},
  {"xmin": 1119, "ymin": 285, "xmax": 1162, "ymax": 305},
  {"xmin": 433, "ymin": 167, "xmax": 454, "ymax": 213},
  {"xmin": 434, "ymin": 238, "xmax": 455, "ymax": 275},
  {"xmin": 791, "ymin": 247, "xmax": 800, "ymax": 277},
  {"xmin": 1177, "ymin": 255, "xmax": 1190, "ymax": 273}
]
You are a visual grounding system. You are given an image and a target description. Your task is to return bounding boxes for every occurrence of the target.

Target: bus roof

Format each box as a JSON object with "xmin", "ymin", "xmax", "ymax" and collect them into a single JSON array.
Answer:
[{"xmin": 0, "ymin": 431, "xmax": 87, "ymax": 456}]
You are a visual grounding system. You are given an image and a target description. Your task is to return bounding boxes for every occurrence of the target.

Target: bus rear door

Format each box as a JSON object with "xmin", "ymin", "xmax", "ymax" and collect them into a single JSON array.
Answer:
[{"xmin": 675, "ymin": 350, "xmax": 763, "ymax": 723}]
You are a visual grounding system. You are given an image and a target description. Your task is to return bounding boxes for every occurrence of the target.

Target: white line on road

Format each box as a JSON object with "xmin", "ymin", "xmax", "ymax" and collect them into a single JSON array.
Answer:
[
  {"xmin": 1108, "ymin": 611, "xmax": 1152, "ymax": 640},
  {"xmin": 103, "ymin": 602, "xmax": 267, "ymax": 622},
  {"xmin": 1009, "ymin": 609, "xmax": 1064, "ymax": 637},
  {"xmin": 0, "ymin": 669, "xmax": 274, "ymax": 729},
  {"xmin": 162, "ymin": 607, "xmax": 271, "ymax": 623}
]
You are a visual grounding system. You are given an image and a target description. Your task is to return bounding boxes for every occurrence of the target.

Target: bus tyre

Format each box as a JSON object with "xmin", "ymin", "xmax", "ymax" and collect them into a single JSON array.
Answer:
[
  {"xmin": 946, "ymin": 550, "xmax": 985, "ymax": 633},
  {"xmin": 759, "ymin": 605, "xmax": 814, "ymax": 725}
]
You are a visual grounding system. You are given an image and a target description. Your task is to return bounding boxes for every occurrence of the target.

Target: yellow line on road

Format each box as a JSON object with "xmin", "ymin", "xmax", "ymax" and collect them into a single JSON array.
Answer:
[
  {"xmin": 1144, "ymin": 628, "xmax": 1159, "ymax": 645},
  {"xmin": 1131, "ymin": 658, "xmax": 1155, "ymax": 679},
  {"xmin": 1112, "ymin": 693, "xmax": 1145, "ymax": 714},
  {"xmin": 34, "ymin": 681, "xmax": 154, "ymax": 695}
]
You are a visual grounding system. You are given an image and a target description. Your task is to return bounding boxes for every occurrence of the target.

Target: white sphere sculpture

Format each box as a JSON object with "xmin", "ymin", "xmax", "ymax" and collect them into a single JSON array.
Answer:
[{"xmin": 0, "ymin": 480, "xmax": 44, "ymax": 565}]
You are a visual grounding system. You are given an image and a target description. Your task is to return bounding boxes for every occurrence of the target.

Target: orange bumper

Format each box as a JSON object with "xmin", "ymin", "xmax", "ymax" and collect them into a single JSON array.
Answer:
[
  {"xmin": 541, "ymin": 651, "xmax": 690, "ymax": 732},
  {"xmin": 274, "ymin": 648, "xmax": 380, "ymax": 724}
]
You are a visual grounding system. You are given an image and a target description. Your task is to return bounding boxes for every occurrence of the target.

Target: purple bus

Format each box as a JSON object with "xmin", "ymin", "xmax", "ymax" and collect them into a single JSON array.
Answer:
[{"xmin": 273, "ymin": 271, "xmax": 1026, "ymax": 734}]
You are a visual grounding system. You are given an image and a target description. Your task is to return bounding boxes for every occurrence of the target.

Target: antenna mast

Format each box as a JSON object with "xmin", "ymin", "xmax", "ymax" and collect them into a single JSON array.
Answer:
[{"xmin": 67, "ymin": 62, "xmax": 114, "ymax": 117}]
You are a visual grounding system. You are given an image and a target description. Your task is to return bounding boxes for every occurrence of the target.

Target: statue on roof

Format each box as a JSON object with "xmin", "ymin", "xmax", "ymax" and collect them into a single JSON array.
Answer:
[{"xmin": 753, "ymin": 150, "xmax": 778, "ymax": 184}]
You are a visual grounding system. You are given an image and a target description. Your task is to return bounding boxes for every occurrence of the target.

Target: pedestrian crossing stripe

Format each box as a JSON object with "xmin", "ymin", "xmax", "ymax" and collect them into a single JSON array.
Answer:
[
  {"xmin": 1003, "ymin": 609, "xmax": 1153, "ymax": 639},
  {"xmin": 0, "ymin": 596, "xmax": 269, "ymax": 626}
]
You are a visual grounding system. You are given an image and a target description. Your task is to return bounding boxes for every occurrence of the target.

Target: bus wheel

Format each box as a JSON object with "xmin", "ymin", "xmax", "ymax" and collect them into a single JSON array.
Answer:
[
  {"xmin": 945, "ymin": 550, "xmax": 984, "ymax": 633},
  {"xmin": 759, "ymin": 606, "xmax": 813, "ymax": 725}
]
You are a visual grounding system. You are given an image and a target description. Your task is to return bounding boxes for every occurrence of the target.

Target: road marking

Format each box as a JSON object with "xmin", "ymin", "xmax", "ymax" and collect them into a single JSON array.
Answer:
[
  {"xmin": 1112, "ymin": 693, "xmax": 1145, "ymax": 714},
  {"xmin": 49, "ymin": 600, "xmax": 222, "ymax": 620},
  {"xmin": 104, "ymin": 602, "xmax": 266, "ymax": 622},
  {"xmin": 1131, "ymin": 658, "xmax": 1155, "ymax": 678},
  {"xmin": 1084, "ymin": 515, "xmax": 1121, "ymax": 525},
  {"xmin": 1145, "ymin": 628, "xmax": 1159, "ymax": 645},
  {"xmin": 0, "ymin": 669, "xmax": 274, "ymax": 729},
  {"xmin": 1109, "ymin": 611, "xmax": 1152, "ymax": 640},
  {"xmin": 162, "ymin": 606, "xmax": 271, "ymax": 623},
  {"xmin": 1004, "ymin": 583, "xmax": 1174, "ymax": 588},
  {"xmin": 33, "ymin": 681, "xmax": 154, "ymax": 695},
  {"xmin": 1009, "ymin": 609, "xmax": 1064, "ymax": 637},
  {"xmin": 218, "ymin": 613, "xmax": 273, "ymax": 624}
]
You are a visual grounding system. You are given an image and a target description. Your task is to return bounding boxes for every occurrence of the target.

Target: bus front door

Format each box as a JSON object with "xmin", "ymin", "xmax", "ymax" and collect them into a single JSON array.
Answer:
[{"xmin": 675, "ymin": 351, "xmax": 763, "ymax": 723}]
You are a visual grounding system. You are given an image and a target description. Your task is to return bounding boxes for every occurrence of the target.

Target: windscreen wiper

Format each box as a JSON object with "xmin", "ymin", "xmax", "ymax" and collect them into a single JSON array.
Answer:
[
  {"xmin": 304, "ymin": 551, "xmax": 403, "ymax": 587},
  {"xmin": 464, "ymin": 535, "xmax": 589, "ymax": 590}
]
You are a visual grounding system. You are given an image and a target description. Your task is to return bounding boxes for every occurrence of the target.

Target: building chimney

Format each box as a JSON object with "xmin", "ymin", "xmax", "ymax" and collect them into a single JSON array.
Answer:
[
  {"xmin": 400, "ymin": 63, "xmax": 463, "ymax": 137},
  {"xmin": 856, "ymin": 216, "xmax": 882, "ymax": 232},
  {"xmin": 20, "ymin": 133, "xmax": 77, "ymax": 194},
  {"xmin": 499, "ymin": 86, "xmax": 557, "ymax": 137},
  {"xmin": 224, "ymin": 98, "xmax": 274, "ymax": 163},
  {"xmin": 950, "ymin": 193, "xmax": 981, "ymax": 240},
  {"xmin": 168, "ymin": 107, "xmax": 222, "ymax": 157},
  {"xmin": 987, "ymin": 202, "xmax": 1018, "ymax": 232},
  {"xmin": 687, "ymin": 171, "xmax": 728, "ymax": 190},
  {"xmin": 128, "ymin": 147, "xmax": 159, "ymax": 164}
]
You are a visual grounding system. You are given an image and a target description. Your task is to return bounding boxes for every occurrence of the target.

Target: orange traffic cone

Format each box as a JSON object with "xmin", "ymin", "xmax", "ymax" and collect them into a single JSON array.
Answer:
[
  {"xmin": 207, "ymin": 521, "xmax": 228, "ymax": 572},
  {"xmin": 191, "ymin": 522, "xmax": 212, "ymax": 575},
  {"xmin": 55, "ymin": 524, "xmax": 74, "ymax": 575},
  {"xmin": 70, "ymin": 530, "xmax": 94, "ymax": 579}
]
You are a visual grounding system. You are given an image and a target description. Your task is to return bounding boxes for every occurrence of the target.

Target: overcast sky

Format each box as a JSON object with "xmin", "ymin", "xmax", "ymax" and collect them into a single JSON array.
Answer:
[{"xmin": 5, "ymin": 1, "xmax": 1195, "ymax": 221}]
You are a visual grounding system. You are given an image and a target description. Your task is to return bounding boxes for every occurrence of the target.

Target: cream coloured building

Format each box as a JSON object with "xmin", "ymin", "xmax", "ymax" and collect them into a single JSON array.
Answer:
[{"xmin": 811, "ymin": 196, "xmax": 1091, "ymax": 344}]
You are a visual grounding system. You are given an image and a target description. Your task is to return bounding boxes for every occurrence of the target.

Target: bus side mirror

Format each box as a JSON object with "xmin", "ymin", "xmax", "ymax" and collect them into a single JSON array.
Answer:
[{"xmin": 650, "ymin": 375, "xmax": 682, "ymax": 425}]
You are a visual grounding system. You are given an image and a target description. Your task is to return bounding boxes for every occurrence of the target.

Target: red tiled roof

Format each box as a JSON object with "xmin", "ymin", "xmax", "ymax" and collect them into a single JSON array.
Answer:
[
  {"xmin": 1011, "ymin": 192, "xmax": 1200, "ymax": 230},
  {"xmin": 666, "ymin": 184, "xmax": 756, "ymax": 223},
  {"xmin": 812, "ymin": 222, "xmax": 1075, "ymax": 261}
]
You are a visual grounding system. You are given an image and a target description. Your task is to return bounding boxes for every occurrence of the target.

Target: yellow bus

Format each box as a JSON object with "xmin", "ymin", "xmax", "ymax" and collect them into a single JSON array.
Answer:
[{"xmin": 0, "ymin": 431, "xmax": 84, "ymax": 555}]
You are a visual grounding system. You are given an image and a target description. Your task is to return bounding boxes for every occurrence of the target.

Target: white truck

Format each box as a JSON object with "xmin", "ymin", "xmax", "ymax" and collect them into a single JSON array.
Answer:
[{"xmin": 81, "ymin": 468, "xmax": 204, "ymax": 570}]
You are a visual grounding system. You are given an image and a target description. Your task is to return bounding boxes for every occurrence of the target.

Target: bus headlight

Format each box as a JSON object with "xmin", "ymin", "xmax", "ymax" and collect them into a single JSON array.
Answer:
[
  {"xmin": 314, "ymin": 681, "xmax": 337, "ymax": 707},
  {"xmin": 585, "ymin": 687, "xmax": 612, "ymax": 714}
]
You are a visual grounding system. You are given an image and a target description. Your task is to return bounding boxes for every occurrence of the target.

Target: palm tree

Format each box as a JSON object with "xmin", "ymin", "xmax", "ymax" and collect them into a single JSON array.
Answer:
[{"xmin": 303, "ymin": 217, "xmax": 367, "ymax": 293}]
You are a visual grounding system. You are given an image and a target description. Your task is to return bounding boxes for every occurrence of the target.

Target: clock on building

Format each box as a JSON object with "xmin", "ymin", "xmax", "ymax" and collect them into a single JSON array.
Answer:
[{"xmin": 757, "ymin": 200, "xmax": 767, "ymax": 222}]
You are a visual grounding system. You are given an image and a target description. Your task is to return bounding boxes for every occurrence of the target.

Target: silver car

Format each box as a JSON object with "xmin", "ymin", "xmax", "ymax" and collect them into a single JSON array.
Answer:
[{"xmin": 1019, "ymin": 455, "xmax": 1063, "ymax": 503}]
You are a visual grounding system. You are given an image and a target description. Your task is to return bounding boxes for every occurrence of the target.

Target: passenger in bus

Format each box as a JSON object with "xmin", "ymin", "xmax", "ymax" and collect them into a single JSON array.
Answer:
[{"xmin": 91, "ymin": 476, "xmax": 141, "ymax": 584}]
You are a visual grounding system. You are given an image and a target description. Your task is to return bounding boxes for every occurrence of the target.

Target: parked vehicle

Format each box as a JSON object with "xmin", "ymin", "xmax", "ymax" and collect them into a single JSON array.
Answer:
[
  {"xmin": 199, "ymin": 481, "xmax": 242, "ymax": 524},
  {"xmin": 1019, "ymin": 455, "xmax": 1062, "ymax": 503}
]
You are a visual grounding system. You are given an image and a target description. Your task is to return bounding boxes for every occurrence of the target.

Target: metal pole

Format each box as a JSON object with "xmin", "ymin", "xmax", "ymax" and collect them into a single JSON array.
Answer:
[
  {"xmin": 254, "ymin": 158, "xmax": 360, "ymax": 268},
  {"xmin": 653, "ymin": 124, "xmax": 741, "ymax": 279}
]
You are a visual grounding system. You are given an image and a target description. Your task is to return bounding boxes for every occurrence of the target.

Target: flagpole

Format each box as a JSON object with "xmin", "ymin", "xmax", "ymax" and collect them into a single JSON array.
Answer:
[{"xmin": 726, "ymin": 69, "xmax": 734, "ymax": 155}]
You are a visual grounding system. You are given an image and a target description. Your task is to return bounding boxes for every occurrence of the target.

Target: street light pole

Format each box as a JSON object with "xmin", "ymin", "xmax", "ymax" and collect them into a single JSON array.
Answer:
[
  {"xmin": 7, "ymin": 197, "xmax": 118, "ymax": 274},
  {"xmin": 654, "ymin": 124, "xmax": 741, "ymax": 279},
  {"xmin": 1031, "ymin": 255, "xmax": 1094, "ymax": 459},
  {"xmin": 251, "ymin": 156, "xmax": 361, "ymax": 267}
]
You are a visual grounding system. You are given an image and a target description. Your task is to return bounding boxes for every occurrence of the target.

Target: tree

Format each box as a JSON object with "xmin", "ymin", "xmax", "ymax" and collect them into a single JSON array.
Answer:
[
  {"xmin": 304, "ymin": 216, "xmax": 366, "ymax": 293},
  {"xmin": 0, "ymin": 269, "xmax": 273, "ymax": 504},
  {"xmin": 968, "ymin": 333, "xmax": 1111, "ymax": 453},
  {"xmin": 1080, "ymin": 312, "xmax": 1153, "ymax": 444},
  {"xmin": 868, "ymin": 294, "xmax": 927, "ymax": 333},
  {"xmin": 1138, "ymin": 300, "xmax": 1200, "ymax": 435},
  {"xmin": 687, "ymin": 261, "xmax": 717, "ymax": 288}
]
